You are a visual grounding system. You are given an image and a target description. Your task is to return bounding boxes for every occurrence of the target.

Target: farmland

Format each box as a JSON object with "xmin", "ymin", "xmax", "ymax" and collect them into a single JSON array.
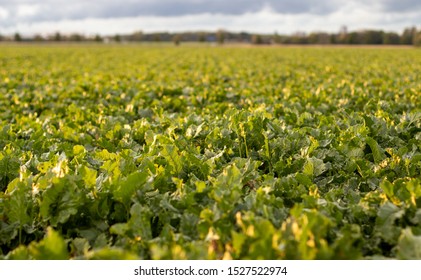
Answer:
[{"xmin": 0, "ymin": 44, "xmax": 420, "ymax": 259}]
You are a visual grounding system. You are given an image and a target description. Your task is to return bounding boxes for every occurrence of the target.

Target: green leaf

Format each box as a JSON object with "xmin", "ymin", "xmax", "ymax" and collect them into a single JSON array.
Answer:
[
  {"xmin": 303, "ymin": 159, "xmax": 314, "ymax": 177},
  {"xmin": 40, "ymin": 177, "xmax": 81, "ymax": 226},
  {"xmin": 380, "ymin": 180, "xmax": 394, "ymax": 199},
  {"xmin": 113, "ymin": 170, "xmax": 148, "ymax": 205},
  {"xmin": 70, "ymin": 238, "xmax": 91, "ymax": 257},
  {"xmin": 366, "ymin": 137, "xmax": 386, "ymax": 164},
  {"xmin": 73, "ymin": 145, "xmax": 86, "ymax": 156},
  {"xmin": 0, "ymin": 221, "xmax": 19, "ymax": 246},
  {"xmin": 296, "ymin": 173, "xmax": 313, "ymax": 186},
  {"xmin": 127, "ymin": 203, "xmax": 153, "ymax": 240},
  {"xmin": 86, "ymin": 247, "xmax": 138, "ymax": 260},
  {"xmin": 195, "ymin": 181, "xmax": 207, "ymax": 193},
  {"xmin": 6, "ymin": 245, "xmax": 29, "ymax": 260},
  {"xmin": 160, "ymin": 145, "xmax": 183, "ymax": 175},
  {"xmin": 231, "ymin": 230, "xmax": 246, "ymax": 254},
  {"xmin": 79, "ymin": 165, "xmax": 97, "ymax": 188},
  {"xmin": 396, "ymin": 228, "xmax": 421, "ymax": 259},
  {"xmin": 211, "ymin": 164, "xmax": 243, "ymax": 211},
  {"xmin": 110, "ymin": 223, "xmax": 129, "ymax": 236},
  {"xmin": 347, "ymin": 148, "xmax": 364, "ymax": 158},
  {"xmin": 28, "ymin": 227, "xmax": 69, "ymax": 260},
  {"xmin": 375, "ymin": 202, "xmax": 404, "ymax": 243},
  {"xmin": 303, "ymin": 157, "xmax": 326, "ymax": 177},
  {"xmin": 405, "ymin": 179, "xmax": 421, "ymax": 204},
  {"xmin": 37, "ymin": 162, "xmax": 53, "ymax": 173},
  {"xmin": 0, "ymin": 155, "xmax": 20, "ymax": 189},
  {"xmin": 7, "ymin": 179, "xmax": 31, "ymax": 226}
]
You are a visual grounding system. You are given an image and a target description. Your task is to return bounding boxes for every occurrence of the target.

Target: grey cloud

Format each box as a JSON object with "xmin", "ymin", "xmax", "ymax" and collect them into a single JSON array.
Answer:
[
  {"xmin": 1, "ymin": 0, "xmax": 420, "ymax": 27},
  {"xmin": 1, "ymin": 0, "xmax": 340, "ymax": 23},
  {"xmin": 381, "ymin": 0, "xmax": 421, "ymax": 12}
]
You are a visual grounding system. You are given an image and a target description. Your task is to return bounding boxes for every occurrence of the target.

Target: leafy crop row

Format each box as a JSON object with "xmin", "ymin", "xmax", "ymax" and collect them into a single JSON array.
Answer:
[{"xmin": 0, "ymin": 45, "xmax": 420, "ymax": 259}]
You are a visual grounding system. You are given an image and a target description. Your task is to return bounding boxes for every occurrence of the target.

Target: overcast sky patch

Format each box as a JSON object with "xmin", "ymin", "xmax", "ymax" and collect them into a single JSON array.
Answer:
[{"xmin": 0, "ymin": 0, "xmax": 420, "ymax": 35}]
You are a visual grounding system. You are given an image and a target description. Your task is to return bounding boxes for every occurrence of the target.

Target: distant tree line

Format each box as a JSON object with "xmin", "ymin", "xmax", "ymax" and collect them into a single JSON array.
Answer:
[{"xmin": 1, "ymin": 26, "xmax": 420, "ymax": 46}]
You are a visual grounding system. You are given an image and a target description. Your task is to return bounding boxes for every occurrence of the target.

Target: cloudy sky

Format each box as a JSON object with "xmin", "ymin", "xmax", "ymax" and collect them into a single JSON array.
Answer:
[{"xmin": 0, "ymin": 0, "xmax": 420, "ymax": 36}]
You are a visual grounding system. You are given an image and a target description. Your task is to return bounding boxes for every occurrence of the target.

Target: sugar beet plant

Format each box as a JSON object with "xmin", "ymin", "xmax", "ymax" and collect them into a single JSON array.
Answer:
[{"xmin": 0, "ymin": 45, "xmax": 420, "ymax": 259}]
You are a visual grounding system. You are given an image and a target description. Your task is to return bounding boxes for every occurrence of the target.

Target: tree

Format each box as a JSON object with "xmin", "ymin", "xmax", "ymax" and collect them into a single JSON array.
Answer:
[
  {"xmin": 54, "ymin": 32, "xmax": 62, "ymax": 41},
  {"xmin": 383, "ymin": 32, "xmax": 400, "ymax": 45},
  {"xmin": 238, "ymin": 32, "xmax": 251, "ymax": 42},
  {"xmin": 345, "ymin": 32, "xmax": 363, "ymax": 44},
  {"xmin": 69, "ymin": 33, "xmax": 84, "ymax": 41},
  {"xmin": 94, "ymin": 34, "xmax": 103, "ymax": 42},
  {"xmin": 414, "ymin": 31, "xmax": 421, "ymax": 47},
  {"xmin": 337, "ymin": 25, "xmax": 348, "ymax": 44},
  {"xmin": 34, "ymin": 34, "xmax": 44, "ymax": 42},
  {"xmin": 273, "ymin": 32, "xmax": 281, "ymax": 44},
  {"xmin": 198, "ymin": 32, "xmax": 206, "ymax": 42},
  {"xmin": 401, "ymin": 27, "xmax": 416, "ymax": 45},
  {"xmin": 114, "ymin": 34, "xmax": 121, "ymax": 42},
  {"xmin": 130, "ymin": 31, "xmax": 143, "ymax": 42},
  {"xmin": 216, "ymin": 29, "xmax": 225, "ymax": 45},
  {"xmin": 290, "ymin": 32, "xmax": 308, "ymax": 44},
  {"xmin": 308, "ymin": 32, "xmax": 331, "ymax": 44},
  {"xmin": 362, "ymin": 30, "xmax": 384, "ymax": 44},
  {"xmin": 152, "ymin": 34, "xmax": 161, "ymax": 42},
  {"xmin": 14, "ymin": 32, "xmax": 22, "ymax": 42},
  {"xmin": 251, "ymin": 34, "xmax": 263, "ymax": 45},
  {"xmin": 172, "ymin": 34, "xmax": 181, "ymax": 46}
]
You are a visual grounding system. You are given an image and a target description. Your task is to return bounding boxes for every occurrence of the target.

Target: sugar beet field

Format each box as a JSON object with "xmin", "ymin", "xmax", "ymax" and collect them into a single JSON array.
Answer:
[{"xmin": 0, "ymin": 45, "xmax": 420, "ymax": 259}]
